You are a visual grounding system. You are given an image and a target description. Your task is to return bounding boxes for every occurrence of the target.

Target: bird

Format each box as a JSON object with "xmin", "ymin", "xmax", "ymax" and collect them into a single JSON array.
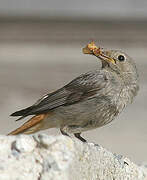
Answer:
[{"xmin": 8, "ymin": 41, "xmax": 139, "ymax": 142}]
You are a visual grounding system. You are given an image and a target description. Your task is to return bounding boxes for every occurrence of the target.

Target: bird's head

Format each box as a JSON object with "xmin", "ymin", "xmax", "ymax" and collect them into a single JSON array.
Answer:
[{"xmin": 83, "ymin": 41, "xmax": 139, "ymax": 85}]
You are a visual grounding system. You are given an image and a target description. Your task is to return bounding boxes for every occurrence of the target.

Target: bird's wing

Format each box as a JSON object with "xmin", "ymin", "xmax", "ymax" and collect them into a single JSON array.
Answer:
[{"xmin": 11, "ymin": 70, "xmax": 109, "ymax": 118}]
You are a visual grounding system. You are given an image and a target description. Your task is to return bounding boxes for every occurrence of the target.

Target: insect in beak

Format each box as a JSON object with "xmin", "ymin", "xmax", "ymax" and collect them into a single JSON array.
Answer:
[{"xmin": 83, "ymin": 41, "xmax": 116, "ymax": 65}]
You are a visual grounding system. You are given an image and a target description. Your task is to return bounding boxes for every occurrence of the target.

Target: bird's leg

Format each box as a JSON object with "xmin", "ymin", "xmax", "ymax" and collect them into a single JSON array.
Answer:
[
  {"xmin": 74, "ymin": 133, "xmax": 87, "ymax": 143},
  {"xmin": 60, "ymin": 128, "xmax": 70, "ymax": 137}
]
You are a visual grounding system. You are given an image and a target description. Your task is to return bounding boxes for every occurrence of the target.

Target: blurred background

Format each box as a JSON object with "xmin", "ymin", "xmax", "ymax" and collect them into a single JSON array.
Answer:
[{"xmin": 0, "ymin": 0, "xmax": 147, "ymax": 163}]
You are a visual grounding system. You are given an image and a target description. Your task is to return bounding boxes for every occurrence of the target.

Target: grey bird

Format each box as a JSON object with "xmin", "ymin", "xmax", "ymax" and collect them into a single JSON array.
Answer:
[{"xmin": 8, "ymin": 41, "xmax": 139, "ymax": 142}]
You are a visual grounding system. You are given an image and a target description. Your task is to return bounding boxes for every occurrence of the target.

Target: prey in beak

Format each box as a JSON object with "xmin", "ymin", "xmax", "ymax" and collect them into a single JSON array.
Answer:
[{"xmin": 83, "ymin": 41, "xmax": 116, "ymax": 65}]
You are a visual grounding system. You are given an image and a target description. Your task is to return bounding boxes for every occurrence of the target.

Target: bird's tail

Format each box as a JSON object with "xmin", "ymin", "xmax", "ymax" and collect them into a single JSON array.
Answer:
[
  {"xmin": 10, "ymin": 106, "xmax": 34, "ymax": 121},
  {"xmin": 8, "ymin": 113, "xmax": 50, "ymax": 135}
]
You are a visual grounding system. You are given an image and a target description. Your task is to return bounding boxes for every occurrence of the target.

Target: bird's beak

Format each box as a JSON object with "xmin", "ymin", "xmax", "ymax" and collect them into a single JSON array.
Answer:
[
  {"xmin": 83, "ymin": 41, "xmax": 116, "ymax": 65},
  {"xmin": 97, "ymin": 51, "xmax": 116, "ymax": 64}
]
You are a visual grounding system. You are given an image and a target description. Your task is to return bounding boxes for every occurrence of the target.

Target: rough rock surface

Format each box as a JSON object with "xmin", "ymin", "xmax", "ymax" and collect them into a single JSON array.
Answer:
[{"xmin": 0, "ymin": 134, "xmax": 146, "ymax": 180}]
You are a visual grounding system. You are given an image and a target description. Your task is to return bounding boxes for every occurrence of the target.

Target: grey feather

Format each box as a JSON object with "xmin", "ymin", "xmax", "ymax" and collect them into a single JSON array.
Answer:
[{"xmin": 11, "ymin": 70, "xmax": 108, "ymax": 117}]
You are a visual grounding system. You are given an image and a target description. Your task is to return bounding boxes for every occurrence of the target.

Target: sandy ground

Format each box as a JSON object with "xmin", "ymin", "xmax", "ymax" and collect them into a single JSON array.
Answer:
[{"xmin": 0, "ymin": 20, "xmax": 146, "ymax": 163}]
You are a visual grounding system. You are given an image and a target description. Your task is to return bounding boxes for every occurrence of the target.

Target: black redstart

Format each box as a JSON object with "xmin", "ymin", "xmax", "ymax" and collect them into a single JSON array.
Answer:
[{"xmin": 8, "ymin": 41, "xmax": 139, "ymax": 142}]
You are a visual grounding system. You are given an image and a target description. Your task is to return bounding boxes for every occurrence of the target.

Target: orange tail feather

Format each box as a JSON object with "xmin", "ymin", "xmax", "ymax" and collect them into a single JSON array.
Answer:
[{"xmin": 8, "ymin": 113, "xmax": 49, "ymax": 135}]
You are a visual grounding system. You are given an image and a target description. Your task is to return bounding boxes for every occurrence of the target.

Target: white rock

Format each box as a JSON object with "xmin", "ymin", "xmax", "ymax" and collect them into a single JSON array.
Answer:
[{"xmin": 0, "ymin": 134, "xmax": 146, "ymax": 180}]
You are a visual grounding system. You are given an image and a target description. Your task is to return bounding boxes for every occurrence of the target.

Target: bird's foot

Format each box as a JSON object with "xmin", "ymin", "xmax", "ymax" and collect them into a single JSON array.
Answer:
[
  {"xmin": 74, "ymin": 133, "xmax": 87, "ymax": 143},
  {"xmin": 60, "ymin": 129, "xmax": 71, "ymax": 137}
]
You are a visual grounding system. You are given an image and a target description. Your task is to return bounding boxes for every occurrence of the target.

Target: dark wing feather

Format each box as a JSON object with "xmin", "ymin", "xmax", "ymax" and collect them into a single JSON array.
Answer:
[{"xmin": 11, "ymin": 70, "xmax": 108, "ymax": 117}]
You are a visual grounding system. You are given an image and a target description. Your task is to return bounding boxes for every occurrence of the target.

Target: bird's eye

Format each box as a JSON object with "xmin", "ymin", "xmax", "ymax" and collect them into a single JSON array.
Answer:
[{"xmin": 118, "ymin": 55, "xmax": 125, "ymax": 61}]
